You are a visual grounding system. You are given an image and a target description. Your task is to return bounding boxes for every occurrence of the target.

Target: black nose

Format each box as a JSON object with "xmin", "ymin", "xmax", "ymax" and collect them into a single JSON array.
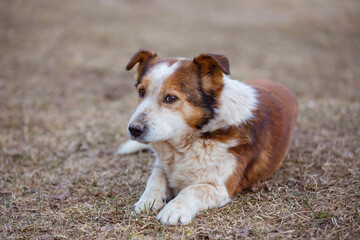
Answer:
[{"xmin": 128, "ymin": 122, "xmax": 145, "ymax": 138}]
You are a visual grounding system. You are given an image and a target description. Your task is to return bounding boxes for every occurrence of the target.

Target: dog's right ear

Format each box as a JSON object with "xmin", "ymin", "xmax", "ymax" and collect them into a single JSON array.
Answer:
[
  {"xmin": 126, "ymin": 50, "xmax": 158, "ymax": 74},
  {"xmin": 193, "ymin": 53, "xmax": 230, "ymax": 96}
]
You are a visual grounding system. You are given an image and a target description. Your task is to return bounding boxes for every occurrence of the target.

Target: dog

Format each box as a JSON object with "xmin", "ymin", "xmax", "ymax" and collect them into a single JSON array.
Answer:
[{"xmin": 117, "ymin": 50, "xmax": 298, "ymax": 225}]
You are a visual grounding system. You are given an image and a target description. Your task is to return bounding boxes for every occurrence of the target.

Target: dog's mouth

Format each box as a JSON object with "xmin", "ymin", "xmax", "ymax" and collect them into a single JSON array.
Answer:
[
  {"xmin": 129, "ymin": 132, "xmax": 168, "ymax": 145},
  {"xmin": 128, "ymin": 132, "xmax": 147, "ymax": 143},
  {"xmin": 133, "ymin": 138, "xmax": 150, "ymax": 144}
]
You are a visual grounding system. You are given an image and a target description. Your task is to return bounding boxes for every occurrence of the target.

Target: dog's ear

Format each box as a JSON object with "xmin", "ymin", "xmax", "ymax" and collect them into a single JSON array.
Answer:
[
  {"xmin": 126, "ymin": 49, "xmax": 158, "ymax": 74},
  {"xmin": 193, "ymin": 53, "xmax": 230, "ymax": 95}
]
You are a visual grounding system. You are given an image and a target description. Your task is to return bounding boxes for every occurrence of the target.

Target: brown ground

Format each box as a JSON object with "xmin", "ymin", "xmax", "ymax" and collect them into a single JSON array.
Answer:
[{"xmin": 1, "ymin": 0, "xmax": 359, "ymax": 239}]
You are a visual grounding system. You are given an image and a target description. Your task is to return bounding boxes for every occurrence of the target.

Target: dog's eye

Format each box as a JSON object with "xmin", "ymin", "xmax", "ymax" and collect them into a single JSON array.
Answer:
[
  {"xmin": 139, "ymin": 88, "xmax": 145, "ymax": 98},
  {"xmin": 164, "ymin": 95, "xmax": 178, "ymax": 104}
]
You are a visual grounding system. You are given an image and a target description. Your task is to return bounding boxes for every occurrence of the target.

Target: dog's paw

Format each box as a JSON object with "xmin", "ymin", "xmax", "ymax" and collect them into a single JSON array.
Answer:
[
  {"xmin": 134, "ymin": 194, "xmax": 165, "ymax": 213},
  {"xmin": 157, "ymin": 201, "xmax": 193, "ymax": 225}
]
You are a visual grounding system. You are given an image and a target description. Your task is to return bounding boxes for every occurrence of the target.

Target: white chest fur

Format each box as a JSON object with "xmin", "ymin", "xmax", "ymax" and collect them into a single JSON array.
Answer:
[{"xmin": 152, "ymin": 139, "xmax": 238, "ymax": 195}]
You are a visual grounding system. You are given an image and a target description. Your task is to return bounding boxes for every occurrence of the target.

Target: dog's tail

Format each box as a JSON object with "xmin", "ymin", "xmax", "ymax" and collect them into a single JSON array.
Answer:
[{"xmin": 115, "ymin": 140, "xmax": 152, "ymax": 155}]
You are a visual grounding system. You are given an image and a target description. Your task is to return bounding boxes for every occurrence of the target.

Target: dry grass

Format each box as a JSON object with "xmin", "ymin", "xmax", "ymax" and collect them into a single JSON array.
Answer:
[{"xmin": 1, "ymin": 0, "xmax": 360, "ymax": 239}]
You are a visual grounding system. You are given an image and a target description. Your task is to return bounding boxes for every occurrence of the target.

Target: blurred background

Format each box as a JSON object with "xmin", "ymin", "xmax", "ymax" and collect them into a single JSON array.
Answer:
[
  {"xmin": 2, "ymin": 0, "xmax": 359, "ymax": 100},
  {"xmin": 1, "ymin": 0, "xmax": 359, "ymax": 239}
]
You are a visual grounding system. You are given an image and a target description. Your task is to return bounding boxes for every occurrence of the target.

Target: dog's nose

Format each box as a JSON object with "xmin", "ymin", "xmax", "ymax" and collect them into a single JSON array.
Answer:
[{"xmin": 128, "ymin": 122, "xmax": 145, "ymax": 138}]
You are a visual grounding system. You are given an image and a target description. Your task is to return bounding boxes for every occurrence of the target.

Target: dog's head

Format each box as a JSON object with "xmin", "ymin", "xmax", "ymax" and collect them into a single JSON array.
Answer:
[{"xmin": 125, "ymin": 50, "xmax": 230, "ymax": 143}]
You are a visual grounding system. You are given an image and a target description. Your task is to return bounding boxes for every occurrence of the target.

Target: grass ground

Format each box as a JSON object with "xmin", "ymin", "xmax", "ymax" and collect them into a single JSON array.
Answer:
[{"xmin": 1, "ymin": 0, "xmax": 359, "ymax": 239}]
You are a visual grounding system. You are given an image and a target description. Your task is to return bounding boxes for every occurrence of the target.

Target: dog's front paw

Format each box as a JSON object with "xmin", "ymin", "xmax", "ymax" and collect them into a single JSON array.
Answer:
[
  {"xmin": 156, "ymin": 201, "xmax": 194, "ymax": 225},
  {"xmin": 134, "ymin": 193, "xmax": 165, "ymax": 213}
]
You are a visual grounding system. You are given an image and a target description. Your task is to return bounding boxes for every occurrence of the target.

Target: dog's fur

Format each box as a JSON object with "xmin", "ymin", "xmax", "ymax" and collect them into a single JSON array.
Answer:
[{"xmin": 117, "ymin": 50, "xmax": 298, "ymax": 225}]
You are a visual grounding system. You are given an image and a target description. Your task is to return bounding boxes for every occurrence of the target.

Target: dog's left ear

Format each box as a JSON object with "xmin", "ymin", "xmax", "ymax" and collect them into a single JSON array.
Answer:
[
  {"xmin": 193, "ymin": 53, "xmax": 230, "ymax": 95},
  {"xmin": 126, "ymin": 49, "xmax": 158, "ymax": 75}
]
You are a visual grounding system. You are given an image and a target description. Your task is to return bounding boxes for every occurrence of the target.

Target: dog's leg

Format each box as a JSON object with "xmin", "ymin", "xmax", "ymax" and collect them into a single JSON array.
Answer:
[
  {"xmin": 115, "ymin": 140, "xmax": 152, "ymax": 155},
  {"xmin": 134, "ymin": 164, "xmax": 168, "ymax": 212},
  {"xmin": 157, "ymin": 184, "xmax": 230, "ymax": 225}
]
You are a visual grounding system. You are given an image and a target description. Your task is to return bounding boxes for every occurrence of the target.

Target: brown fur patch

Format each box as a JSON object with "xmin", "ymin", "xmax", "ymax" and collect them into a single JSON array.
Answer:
[{"xmin": 159, "ymin": 60, "xmax": 221, "ymax": 129}]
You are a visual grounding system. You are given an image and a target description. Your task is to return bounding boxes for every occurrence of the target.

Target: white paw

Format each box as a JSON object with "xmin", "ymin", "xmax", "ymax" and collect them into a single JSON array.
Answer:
[
  {"xmin": 157, "ymin": 201, "xmax": 194, "ymax": 225},
  {"xmin": 134, "ymin": 194, "xmax": 165, "ymax": 213}
]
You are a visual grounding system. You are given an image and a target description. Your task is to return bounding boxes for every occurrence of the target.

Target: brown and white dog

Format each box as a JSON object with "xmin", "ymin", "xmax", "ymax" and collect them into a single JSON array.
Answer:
[{"xmin": 117, "ymin": 50, "xmax": 298, "ymax": 225}]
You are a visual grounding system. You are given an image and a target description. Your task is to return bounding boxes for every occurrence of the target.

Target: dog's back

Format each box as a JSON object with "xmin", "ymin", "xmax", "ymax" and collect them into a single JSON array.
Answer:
[
  {"xmin": 247, "ymin": 79, "xmax": 298, "ymax": 154},
  {"xmin": 230, "ymin": 79, "xmax": 298, "ymax": 192}
]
